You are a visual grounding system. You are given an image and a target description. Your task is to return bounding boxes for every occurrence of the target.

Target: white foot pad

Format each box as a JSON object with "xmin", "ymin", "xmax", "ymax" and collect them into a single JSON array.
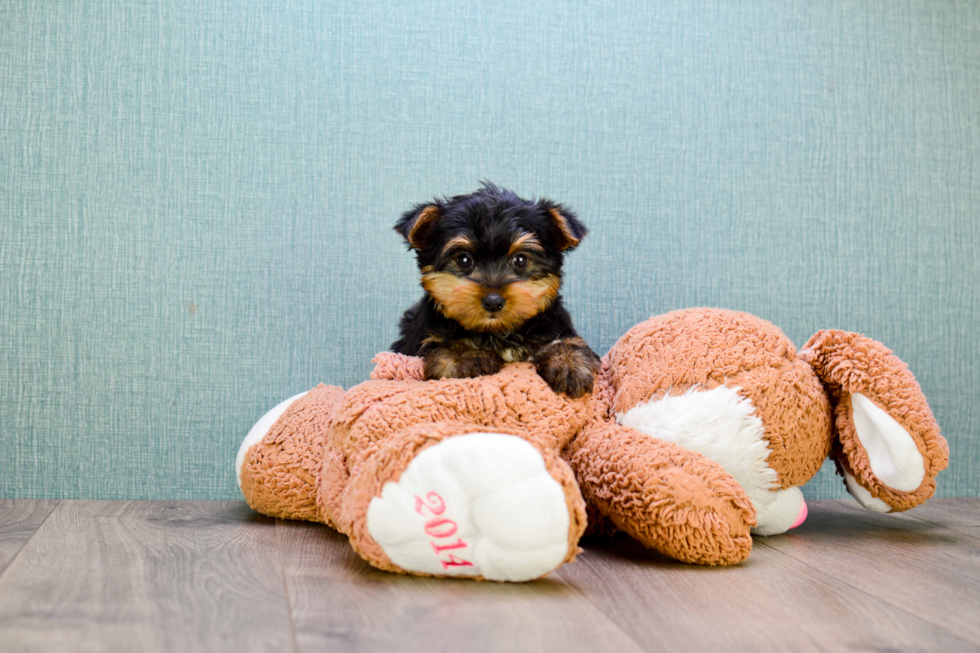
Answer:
[
  {"xmin": 366, "ymin": 433, "xmax": 571, "ymax": 582},
  {"xmin": 752, "ymin": 486, "xmax": 806, "ymax": 536}
]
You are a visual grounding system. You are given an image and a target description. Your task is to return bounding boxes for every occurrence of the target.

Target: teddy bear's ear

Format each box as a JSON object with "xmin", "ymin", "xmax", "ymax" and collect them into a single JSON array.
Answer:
[
  {"xmin": 800, "ymin": 331, "xmax": 948, "ymax": 513},
  {"xmin": 394, "ymin": 203, "xmax": 441, "ymax": 250},
  {"xmin": 538, "ymin": 200, "xmax": 588, "ymax": 251}
]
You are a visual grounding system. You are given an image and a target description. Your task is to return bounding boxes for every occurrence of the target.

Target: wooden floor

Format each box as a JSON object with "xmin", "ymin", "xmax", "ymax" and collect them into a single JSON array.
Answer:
[{"xmin": 0, "ymin": 499, "xmax": 977, "ymax": 652}]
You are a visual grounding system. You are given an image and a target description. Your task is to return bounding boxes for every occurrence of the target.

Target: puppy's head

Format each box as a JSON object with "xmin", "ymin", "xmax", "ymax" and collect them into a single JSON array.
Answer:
[{"xmin": 395, "ymin": 182, "xmax": 587, "ymax": 333}]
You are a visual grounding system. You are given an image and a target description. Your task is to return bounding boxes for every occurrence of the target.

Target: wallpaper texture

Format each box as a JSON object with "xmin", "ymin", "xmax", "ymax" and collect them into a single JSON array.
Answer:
[{"xmin": 1, "ymin": 0, "xmax": 977, "ymax": 499}]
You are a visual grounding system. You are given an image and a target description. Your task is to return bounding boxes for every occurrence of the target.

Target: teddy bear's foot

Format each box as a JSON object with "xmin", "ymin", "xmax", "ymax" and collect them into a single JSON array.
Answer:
[
  {"xmin": 341, "ymin": 425, "xmax": 586, "ymax": 581},
  {"xmin": 237, "ymin": 384, "xmax": 346, "ymax": 523},
  {"xmin": 751, "ymin": 487, "xmax": 807, "ymax": 536},
  {"xmin": 236, "ymin": 391, "xmax": 308, "ymax": 488}
]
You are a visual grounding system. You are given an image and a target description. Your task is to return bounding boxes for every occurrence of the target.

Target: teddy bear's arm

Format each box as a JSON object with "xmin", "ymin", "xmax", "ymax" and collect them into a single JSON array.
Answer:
[
  {"xmin": 370, "ymin": 352, "xmax": 425, "ymax": 381},
  {"xmin": 568, "ymin": 421, "xmax": 757, "ymax": 566}
]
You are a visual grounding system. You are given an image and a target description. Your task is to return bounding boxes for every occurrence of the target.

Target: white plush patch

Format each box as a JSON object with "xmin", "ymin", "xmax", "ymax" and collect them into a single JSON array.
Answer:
[
  {"xmin": 236, "ymin": 392, "xmax": 308, "ymax": 489},
  {"xmin": 843, "ymin": 469, "xmax": 893, "ymax": 513},
  {"xmin": 366, "ymin": 433, "xmax": 570, "ymax": 582},
  {"xmin": 618, "ymin": 385, "xmax": 779, "ymax": 514},
  {"xmin": 752, "ymin": 486, "xmax": 805, "ymax": 536},
  {"xmin": 850, "ymin": 393, "xmax": 925, "ymax": 492}
]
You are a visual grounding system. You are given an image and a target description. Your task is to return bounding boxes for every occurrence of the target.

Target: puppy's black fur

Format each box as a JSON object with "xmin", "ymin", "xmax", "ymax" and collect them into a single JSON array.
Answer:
[{"xmin": 391, "ymin": 182, "xmax": 600, "ymax": 398}]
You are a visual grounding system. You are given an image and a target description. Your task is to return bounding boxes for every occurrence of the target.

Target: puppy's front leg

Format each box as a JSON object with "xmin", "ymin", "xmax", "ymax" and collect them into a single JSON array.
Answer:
[
  {"xmin": 533, "ymin": 337, "xmax": 601, "ymax": 398},
  {"xmin": 422, "ymin": 340, "xmax": 504, "ymax": 380}
]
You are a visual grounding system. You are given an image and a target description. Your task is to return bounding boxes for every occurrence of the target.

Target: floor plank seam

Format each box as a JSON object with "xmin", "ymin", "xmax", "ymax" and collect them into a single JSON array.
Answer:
[
  {"xmin": 275, "ymin": 519, "xmax": 302, "ymax": 653},
  {"xmin": 753, "ymin": 538, "xmax": 980, "ymax": 648},
  {"xmin": 831, "ymin": 499, "xmax": 980, "ymax": 541},
  {"xmin": 800, "ymin": 627, "xmax": 832, "ymax": 653},
  {"xmin": 552, "ymin": 564, "xmax": 659, "ymax": 653},
  {"xmin": 0, "ymin": 500, "xmax": 61, "ymax": 584},
  {"xmin": 892, "ymin": 513, "xmax": 980, "ymax": 541}
]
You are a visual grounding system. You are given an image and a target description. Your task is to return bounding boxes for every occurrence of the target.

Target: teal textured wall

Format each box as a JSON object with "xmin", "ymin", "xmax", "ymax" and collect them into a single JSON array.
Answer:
[{"xmin": 1, "ymin": 0, "xmax": 977, "ymax": 500}]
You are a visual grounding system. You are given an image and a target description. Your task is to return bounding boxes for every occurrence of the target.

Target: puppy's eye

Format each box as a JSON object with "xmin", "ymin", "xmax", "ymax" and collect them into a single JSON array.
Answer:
[
  {"xmin": 511, "ymin": 253, "xmax": 528, "ymax": 270},
  {"xmin": 456, "ymin": 253, "xmax": 474, "ymax": 270}
]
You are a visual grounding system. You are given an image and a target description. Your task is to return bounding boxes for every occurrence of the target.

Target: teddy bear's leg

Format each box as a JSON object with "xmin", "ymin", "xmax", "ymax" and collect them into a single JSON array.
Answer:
[
  {"xmin": 237, "ymin": 384, "xmax": 346, "ymax": 523},
  {"xmin": 333, "ymin": 423, "xmax": 587, "ymax": 582},
  {"xmin": 800, "ymin": 331, "xmax": 948, "ymax": 513},
  {"xmin": 236, "ymin": 392, "xmax": 308, "ymax": 488},
  {"xmin": 569, "ymin": 421, "xmax": 756, "ymax": 565}
]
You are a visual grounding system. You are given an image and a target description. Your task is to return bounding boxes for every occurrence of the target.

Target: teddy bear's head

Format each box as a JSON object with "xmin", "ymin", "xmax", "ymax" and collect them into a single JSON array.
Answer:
[
  {"xmin": 598, "ymin": 309, "xmax": 834, "ymax": 493},
  {"xmin": 594, "ymin": 308, "xmax": 947, "ymax": 519}
]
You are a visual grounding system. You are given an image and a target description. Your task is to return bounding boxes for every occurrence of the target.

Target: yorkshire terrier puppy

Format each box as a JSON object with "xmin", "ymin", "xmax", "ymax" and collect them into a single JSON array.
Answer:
[{"xmin": 391, "ymin": 182, "xmax": 601, "ymax": 398}]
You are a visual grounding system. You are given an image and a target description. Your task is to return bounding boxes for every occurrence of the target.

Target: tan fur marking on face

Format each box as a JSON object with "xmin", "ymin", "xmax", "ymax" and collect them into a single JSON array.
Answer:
[
  {"xmin": 508, "ymin": 232, "xmax": 544, "ymax": 256},
  {"xmin": 548, "ymin": 208, "xmax": 580, "ymax": 250},
  {"xmin": 422, "ymin": 272, "xmax": 488, "ymax": 329},
  {"xmin": 497, "ymin": 276, "xmax": 560, "ymax": 329},
  {"xmin": 442, "ymin": 235, "xmax": 473, "ymax": 256},
  {"xmin": 407, "ymin": 205, "xmax": 440, "ymax": 249},
  {"xmin": 422, "ymin": 272, "xmax": 560, "ymax": 333}
]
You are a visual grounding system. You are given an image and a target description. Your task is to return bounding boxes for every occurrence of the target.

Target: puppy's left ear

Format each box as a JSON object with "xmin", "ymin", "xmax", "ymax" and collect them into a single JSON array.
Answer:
[
  {"xmin": 541, "ymin": 201, "xmax": 588, "ymax": 251},
  {"xmin": 394, "ymin": 203, "xmax": 441, "ymax": 251}
]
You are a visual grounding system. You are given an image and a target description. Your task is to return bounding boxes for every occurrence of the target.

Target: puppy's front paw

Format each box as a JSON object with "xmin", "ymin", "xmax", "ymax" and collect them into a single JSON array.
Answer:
[
  {"xmin": 533, "ymin": 338, "xmax": 601, "ymax": 398},
  {"xmin": 424, "ymin": 346, "xmax": 504, "ymax": 380}
]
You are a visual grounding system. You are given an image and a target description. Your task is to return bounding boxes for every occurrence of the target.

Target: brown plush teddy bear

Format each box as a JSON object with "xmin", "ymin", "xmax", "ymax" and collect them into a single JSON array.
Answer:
[{"xmin": 236, "ymin": 308, "xmax": 947, "ymax": 579}]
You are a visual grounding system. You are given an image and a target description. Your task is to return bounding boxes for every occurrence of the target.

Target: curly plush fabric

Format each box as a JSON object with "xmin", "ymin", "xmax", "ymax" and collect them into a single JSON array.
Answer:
[
  {"xmin": 240, "ymin": 384, "xmax": 345, "ymax": 522},
  {"xmin": 603, "ymin": 309, "xmax": 833, "ymax": 490},
  {"xmin": 568, "ymin": 420, "xmax": 756, "ymax": 565},
  {"xmin": 564, "ymin": 308, "xmax": 946, "ymax": 562},
  {"xmin": 801, "ymin": 330, "xmax": 948, "ymax": 511},
  {"xmin": 248, "ymin": 357, "xmax": 593, "ymax": 578},
  {"xmin": 370, "ymin": 351, "xmax": 425, "ymax": 382},
  {"xmin": 329, "ymin": 362, "xmax": 594, "ymax": 471}
]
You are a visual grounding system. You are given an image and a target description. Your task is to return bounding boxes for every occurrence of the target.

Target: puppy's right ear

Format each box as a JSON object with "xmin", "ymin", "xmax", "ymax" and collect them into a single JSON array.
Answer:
[
  {"xmin": 394, "ymin": 204, "xmax": 441, "ymax": 251},
  {"xmin": 537, "ymin": 200, "xmax": 588, "ymax": 251}
]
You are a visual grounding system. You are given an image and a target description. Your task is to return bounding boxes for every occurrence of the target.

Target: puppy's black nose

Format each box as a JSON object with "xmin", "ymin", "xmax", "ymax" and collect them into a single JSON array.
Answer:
[{"xmin": 482, "ymin": 293, "xmax": 505, "ymax": 313}]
